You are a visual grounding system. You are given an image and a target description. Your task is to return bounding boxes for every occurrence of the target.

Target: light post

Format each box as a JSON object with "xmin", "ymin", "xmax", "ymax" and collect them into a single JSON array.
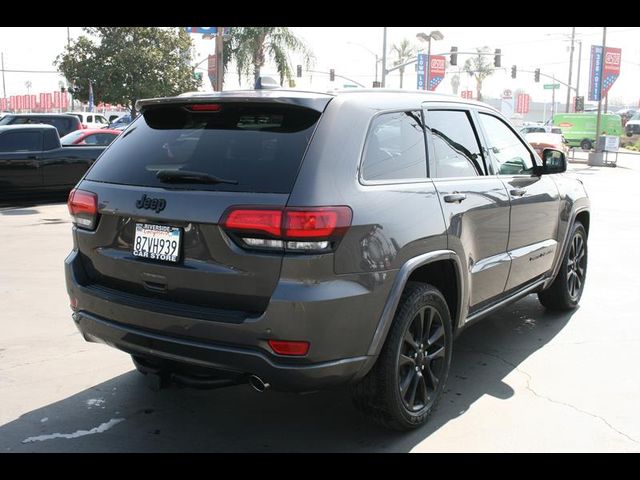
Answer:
[
  {"xmin": 416, "ymin": 30, "xmax": 444, "ymax": 90},
  {"xmin": 347, "ymin": 41, "xmax": 380, "ymax": 86}
]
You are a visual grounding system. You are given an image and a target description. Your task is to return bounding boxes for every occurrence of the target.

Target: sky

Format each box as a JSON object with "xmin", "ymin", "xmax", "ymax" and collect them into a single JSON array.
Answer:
[{"xmin": 1, "ymin": 27, "xmax": 639, "ymax": 108}]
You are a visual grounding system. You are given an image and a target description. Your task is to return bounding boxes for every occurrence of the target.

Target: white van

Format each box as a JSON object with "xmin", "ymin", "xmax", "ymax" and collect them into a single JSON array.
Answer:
[{"xmin": 66, "ymin": 111, "xmax": 109, "ymax": 129}]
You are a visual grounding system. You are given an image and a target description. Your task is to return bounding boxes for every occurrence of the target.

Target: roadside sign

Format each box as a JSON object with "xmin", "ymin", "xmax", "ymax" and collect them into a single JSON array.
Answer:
[
  {"xmin": 184, "ymin": 27, "xmax": 230, "ymax": 36},
  {"xmin": 604, "ymin": 135, "xmax": 619, "ymax": 152},
  {"xmin": 461, "ymin": 90, "xmax": 473, "ymax": 99},
  {"xmin": 543, "ymin": 84, "xmax": 560, "ymax": 89},
  {"xmin": 417, "ymin": 53, "xmax": 427, "ymax": 90}
]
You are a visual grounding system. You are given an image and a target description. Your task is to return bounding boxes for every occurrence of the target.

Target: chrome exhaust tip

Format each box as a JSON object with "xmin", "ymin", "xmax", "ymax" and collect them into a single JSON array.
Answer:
[{"xmin": 248, "ymin": 374, "xmax": 270, "ymax": 392}]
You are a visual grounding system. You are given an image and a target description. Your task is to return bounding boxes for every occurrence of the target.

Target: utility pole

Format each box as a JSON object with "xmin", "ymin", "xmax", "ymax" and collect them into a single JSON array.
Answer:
[
  {"xmin": 552, "ymin": 73, "xmax": 556, "ymax": 120},
  {"xmin": 595, "ymin": 27, "xmax": 607, "ymax": 152},
  {"xmin": 565, "ymin": 27, "xmax": 576, "ymax": 112},
  {"xmin": 214, "ymin": 32, "xmax": 224, "ymax": 91},
  {"xmin": 66, "ymin": 27, "xmax": 72, "ymax": 110},
  {"xmin": 381, "ymin": 27, "xmax": 387, "ymax": 88},
  {"xmin": 575, "ymin": 40, "xmax": 583, "ymax": 99}
]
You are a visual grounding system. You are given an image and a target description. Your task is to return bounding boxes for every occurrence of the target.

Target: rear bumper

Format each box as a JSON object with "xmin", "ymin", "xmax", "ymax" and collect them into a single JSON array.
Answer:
[
  {"xmin": 73, "ymin": 310, "xmax": 367, "ymax": 392},
  {"xmin": 65, "ymin": 250, "xmax": 394, "ymax": 391}
]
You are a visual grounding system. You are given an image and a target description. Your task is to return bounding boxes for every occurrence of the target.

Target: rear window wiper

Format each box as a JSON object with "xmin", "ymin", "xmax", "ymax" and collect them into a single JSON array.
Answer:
[{"xmin": 156, "ymin": 170, "xmax": 238, "ymax": 185}]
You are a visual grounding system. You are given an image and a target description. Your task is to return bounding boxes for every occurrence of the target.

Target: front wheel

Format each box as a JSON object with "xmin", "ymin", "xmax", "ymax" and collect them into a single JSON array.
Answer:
[
  {"xmin": 538, "ymin": 221, "xmax": 588, "ymax": 310},
  {"xmin": 351, "ymin": 282, "xmax": 453, "ymax": 430}
]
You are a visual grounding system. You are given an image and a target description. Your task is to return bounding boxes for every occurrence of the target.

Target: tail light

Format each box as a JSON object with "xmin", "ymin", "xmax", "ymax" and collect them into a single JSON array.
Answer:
[
  {"xmin": 268, "ymin": 340, "xmax": 310, "ymax": 356},
  {"xmin": 68, "ymin": 189, "xmax": 98, "ymax": 230},
  {"xmin": 221, "ymin": 206, "xmax": 352, "ymax": 253}
]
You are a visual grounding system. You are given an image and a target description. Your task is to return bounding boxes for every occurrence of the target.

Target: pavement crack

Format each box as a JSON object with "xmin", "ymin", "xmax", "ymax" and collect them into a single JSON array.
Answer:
[{"xmin": 457, "ymin": 346, "xmax": 640, "ymax": 446}]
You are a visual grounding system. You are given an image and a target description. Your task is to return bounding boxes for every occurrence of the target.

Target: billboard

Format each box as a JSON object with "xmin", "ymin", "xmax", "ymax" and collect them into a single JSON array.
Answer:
[{"xmin": 184, "ymin": 27, "xmax": 230, "ymax": 36}]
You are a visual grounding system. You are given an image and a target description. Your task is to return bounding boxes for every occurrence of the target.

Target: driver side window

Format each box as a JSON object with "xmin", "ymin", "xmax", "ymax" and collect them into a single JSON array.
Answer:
[{"xmin": 478, "ymin": 113, "xmax": 534, "ymax": 175}]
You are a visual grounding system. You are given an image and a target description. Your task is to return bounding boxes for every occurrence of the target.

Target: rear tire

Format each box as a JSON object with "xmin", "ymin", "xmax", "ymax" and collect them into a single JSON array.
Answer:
[
  {"xmin": 351, "ymin": 282, "xmax": 453, "ymax": 431},
  {"xmin": 538, "ymin": 222, "xmax": 588, "ymax": 310},
  {"xmin": 580, "ymin": 139, "xmax": 592, "ymax": 150}
]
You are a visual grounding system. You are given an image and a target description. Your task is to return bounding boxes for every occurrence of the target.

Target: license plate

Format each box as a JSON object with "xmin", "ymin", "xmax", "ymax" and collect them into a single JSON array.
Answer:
[{"xmin": 133, "ymin": 223, "xmax": 181, "ymax": 263}]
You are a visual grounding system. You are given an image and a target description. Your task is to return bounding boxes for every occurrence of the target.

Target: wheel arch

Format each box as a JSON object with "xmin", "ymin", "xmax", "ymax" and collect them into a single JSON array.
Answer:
[{"xmin": 365, "ymin": 250, "xmax": 465, "ymax": 359}]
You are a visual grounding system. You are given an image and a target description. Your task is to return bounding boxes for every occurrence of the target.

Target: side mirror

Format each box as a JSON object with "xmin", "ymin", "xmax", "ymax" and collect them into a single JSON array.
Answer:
[{"xmin": 536, "ymin": 148, "xmax": 567, "ymax": 175}]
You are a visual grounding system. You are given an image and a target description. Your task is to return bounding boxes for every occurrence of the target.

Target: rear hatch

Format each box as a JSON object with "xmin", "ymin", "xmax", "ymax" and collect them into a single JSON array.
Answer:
[{"xmin": 72, "ymin": 95, "xmax": 331, "ymax": 318}]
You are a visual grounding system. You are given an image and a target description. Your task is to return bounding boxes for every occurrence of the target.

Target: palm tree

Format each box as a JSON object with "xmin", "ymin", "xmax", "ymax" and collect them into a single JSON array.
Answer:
[
  {"xmin": 463, "ymin": 46, "xmax": 495, "ymax": 101},
  {"xmin": 226, "ymin": 27, "xmax": 314, "ymax": 87},
  {"xmin": 450, "ymin": 73, "xmax": 460, "ymax": 95},
  {"xmin": 390, "ymin": 39, "xmax": 417, "ymax": 89}
]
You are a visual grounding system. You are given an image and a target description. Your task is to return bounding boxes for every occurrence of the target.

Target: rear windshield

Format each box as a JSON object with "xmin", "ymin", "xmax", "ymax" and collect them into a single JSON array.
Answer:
[{"xmin": 86, "ymin": 103, "xmax": 322, "ymax": 193}]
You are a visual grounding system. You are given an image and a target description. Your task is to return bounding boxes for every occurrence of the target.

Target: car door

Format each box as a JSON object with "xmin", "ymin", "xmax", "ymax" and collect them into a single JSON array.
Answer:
[
  {"xmin": 0, "ymin": 130, "xmax": 44, "ymax": 191},
  {"xmin": 423, "ymin": 105, "xmax": 511, "ymax": 312},
  {"xmin": 475, "ymin": 110, "xmax": 560, "ymax": 291}
]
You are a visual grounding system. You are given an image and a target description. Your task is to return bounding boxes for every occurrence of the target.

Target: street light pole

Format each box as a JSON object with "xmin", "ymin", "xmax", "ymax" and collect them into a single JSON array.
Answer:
[
  {"xmin": 416, "ymin": 30, "xmax": 444, "ymax": 91},
  {"xmin": 381, "ymin": 27, "xmax": 387, "ymax": 88},
  {"xmin": 1, "ymin": 52, "xmax": 6, "ymax": 106},
  {"xmin": 565, "ymin": 27, "xmax": 575, "ymax": 112}
]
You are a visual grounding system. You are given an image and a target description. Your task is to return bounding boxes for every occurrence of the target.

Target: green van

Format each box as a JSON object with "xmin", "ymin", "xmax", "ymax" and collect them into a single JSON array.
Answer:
[{"xmin": 552, "ymin": 113, "xmax": 623, "ymax": 150}]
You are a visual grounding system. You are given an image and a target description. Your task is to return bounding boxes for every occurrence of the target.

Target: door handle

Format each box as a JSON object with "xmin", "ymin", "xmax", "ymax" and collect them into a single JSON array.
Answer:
[
  {"xmin": 510, "ymin": 188, "xmax": 526, "ymax": 197},
  {"xmin": 443, "ymin": 193, "xmax": 467, "ymax": 203}
]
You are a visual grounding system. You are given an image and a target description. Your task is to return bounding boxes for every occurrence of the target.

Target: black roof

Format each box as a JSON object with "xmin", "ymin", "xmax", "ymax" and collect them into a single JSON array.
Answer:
[{"xmin": 0, "ymin": 124, "xmax": 58, "ymax": 133}]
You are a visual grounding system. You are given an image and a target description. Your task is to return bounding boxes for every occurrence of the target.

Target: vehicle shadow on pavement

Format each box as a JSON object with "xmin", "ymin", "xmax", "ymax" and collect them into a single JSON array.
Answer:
[
  {"xmin": 0, "ymin": 295, "xmax": 575, "ymax": 452},
  {"xmin": 0, "ymin": 195, "xmax": 67, "ymax": 211}
]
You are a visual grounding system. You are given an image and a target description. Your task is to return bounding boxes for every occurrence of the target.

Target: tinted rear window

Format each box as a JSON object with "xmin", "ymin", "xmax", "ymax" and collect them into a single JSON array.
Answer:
[{"xmin": 86, "ymin": 103, "xmax": 322, "ymax": 193}]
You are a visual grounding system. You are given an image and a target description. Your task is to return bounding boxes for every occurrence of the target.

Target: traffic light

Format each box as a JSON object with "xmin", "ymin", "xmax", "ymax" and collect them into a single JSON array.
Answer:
[
  {"xmin": 494, "ymin": 48, "xmax": 501, "ymax": 68},
  {"xmin": 329, "ymin": 69, "xmax": 335, "ymax": 82},
  {"xmin": 534, "ymin": 68, "xmax": 540, "ymax": 83},
  {"xmin": 450, "ymin": 46, "xmax": 458, "ymax": 66},
  {"xmin": 511, "ymin": 65, "xmax": 517, "ymax": 79},
  {"xmin": 194, "ymin": 71, "xmax": 203, "ymax": 81},
  {"xmin": 296, "ymin": 64, "xmax": 302, "ymax": 78},
  {"xmin": 574, "ymin": 96, "xmax": 584, "ymax": 112}
]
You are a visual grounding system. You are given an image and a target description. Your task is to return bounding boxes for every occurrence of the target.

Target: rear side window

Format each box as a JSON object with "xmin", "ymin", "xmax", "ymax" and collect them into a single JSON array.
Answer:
[
  {"xmin": 427, "ymin": 110, "xmax": 485, "ymax": 178},
  {"xmin": 43, "ymin": 129, "xmax": 59, "ymax": 150},
  {"xmin": 0, "ymin": 131, "xmax": 42, "ymax": 151},
  {"xmin": 86, "ymin": 103, "xmax": 322, "ymax": 193},
  {"xmin": 361, "ymin": 111, "xmax": 426, "ymax": 182}
]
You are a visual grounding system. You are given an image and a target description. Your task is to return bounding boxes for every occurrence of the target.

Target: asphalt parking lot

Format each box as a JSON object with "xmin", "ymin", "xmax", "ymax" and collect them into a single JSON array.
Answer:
[{"xmin": 1, "ymin": 153, "xmax": 639, "ymax": 452}]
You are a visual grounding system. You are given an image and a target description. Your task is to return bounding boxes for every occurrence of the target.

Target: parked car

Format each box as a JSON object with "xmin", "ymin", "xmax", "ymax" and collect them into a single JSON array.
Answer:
[
  {"xmin": 0, "ymin": 113, "xmax": 82, "ymax": 138},
  {"xmin": 520, "ymin": 124, "xmax": 563, "ymax": 136},
  {"xmin": 65, "ymin": 88, "xmax": 589, "ymax": 430},
  {"xmin": 0, "ymin": 124, "xmax": 106, "ymax": 196},
  {"xmin": 108, "ymin": 114, "xmax": 131, "ymax": 129},
  {"xmin": 624, "ymin": 112, "xmax": 640, "ymax": 136},
  {"xmin": 60, "ymin": 128, "xmax": 121, "ymax": 146},
  {"xmin": 553, "ymin": 112, "xmax": 623, "ymax": 150},
  {"xmin": 616, "ymin": 108, "xmax": 637, "ymax": 126},
  {"xmin": 65, "ymin": 111, "xmax": 109, "ymax": 129},
  {"xmin": 524, "ymin": 132, "xmax": 570, "ymax": 158}
]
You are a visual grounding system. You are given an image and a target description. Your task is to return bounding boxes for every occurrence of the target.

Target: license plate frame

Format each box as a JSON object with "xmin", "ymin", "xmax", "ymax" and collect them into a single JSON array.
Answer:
[{"xmin": 133, "ymin": 223, "xmax": 182, "ymax": 263}]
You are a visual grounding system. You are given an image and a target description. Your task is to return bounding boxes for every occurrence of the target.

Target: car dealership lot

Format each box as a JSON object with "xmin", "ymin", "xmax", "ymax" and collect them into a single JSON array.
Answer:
[{"xmin": 1, "ymin": 155, "xmax": 639, "ymax": 452}]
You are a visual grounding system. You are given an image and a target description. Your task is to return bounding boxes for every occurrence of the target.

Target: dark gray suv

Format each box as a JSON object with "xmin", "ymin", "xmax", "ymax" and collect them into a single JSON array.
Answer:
[{"xmin": 64, "ymin": 89, "xmax": 590, "ymax": 430}]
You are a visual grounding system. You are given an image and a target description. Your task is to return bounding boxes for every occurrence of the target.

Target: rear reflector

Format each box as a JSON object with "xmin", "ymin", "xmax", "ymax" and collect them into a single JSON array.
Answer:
[
  {"xmin": 68, "ymin": 189, "xmax": 98, "ymax": 230},
  {"xmin": 268, "ymin": 340, "xmax": 310, "ymax": 356},
  {"xmin": 188, "ymin": 104, "xmax": 222, "ymax": 112}
]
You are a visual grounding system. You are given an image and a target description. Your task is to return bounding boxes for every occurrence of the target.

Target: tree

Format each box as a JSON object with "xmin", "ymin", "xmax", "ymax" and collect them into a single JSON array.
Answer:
[
  {"xmin": 450, "ymin": 73, "xmax": 460, "ymax": 95},
  {"xmin": 390, "ymin": 39, "xmax": 417, "ymax": 89},
  {"xmin": 463, "ymin": 46, "xmax": 495, "ymax": 101},
  {"xmin": 225, "ymin": 27, "xmax": 314, "ymax": 86},
  {"xmin": 55, "ymin": 27, "xmax": 200, "ymax": 117}
]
